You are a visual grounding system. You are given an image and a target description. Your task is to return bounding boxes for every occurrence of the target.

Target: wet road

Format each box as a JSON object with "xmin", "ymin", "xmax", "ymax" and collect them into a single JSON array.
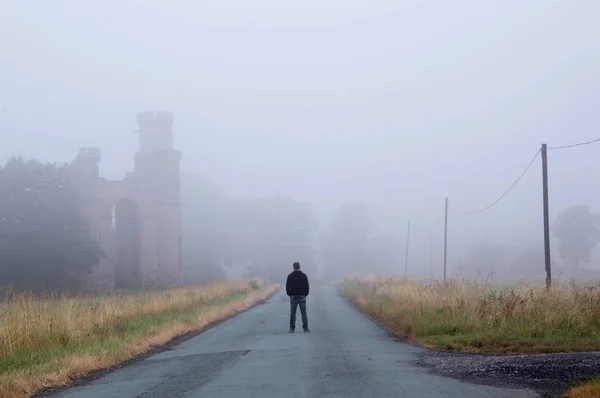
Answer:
[{"xmin": 51, "ymin": 286, "xmax": 539, "ymax": 398}]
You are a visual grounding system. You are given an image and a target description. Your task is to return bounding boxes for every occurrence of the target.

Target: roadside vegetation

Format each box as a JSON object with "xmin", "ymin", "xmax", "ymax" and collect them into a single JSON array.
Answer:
[
  {"xmin": 339, "ymin": 274, "xmax": 600, "ymax": 353},
  {"xmin": 565, "ymin": 377, "xmax": 600, "ymax": 398},
  {"xmin": 0, "ymin": 279, "xmax": 277, "ymax": 398},
  {"xmin": 339, "ymin": 274, "xmax": 600, "ymax": 397}
]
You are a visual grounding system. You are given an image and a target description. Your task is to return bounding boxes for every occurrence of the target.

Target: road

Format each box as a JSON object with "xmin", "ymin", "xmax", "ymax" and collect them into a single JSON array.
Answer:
[{"xmin": 50, "ymin": 286, "xmax": 539, "ymax": 398}]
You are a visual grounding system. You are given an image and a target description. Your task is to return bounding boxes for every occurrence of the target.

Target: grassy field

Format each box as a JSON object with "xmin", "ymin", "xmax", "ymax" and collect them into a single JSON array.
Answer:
[
  {"xmin": 0, "ymin": 279, "xmax": 277, "ymax": 398},
  {"xmin": 338, "ymin": 274, "xmax": 600, "ymax": 397},
  {"xmin": 339, "ymin": 274, "xmax": 600, "ymax": 353},
  {"xmin": 565, "ymin": 377, "xmax": 600, "ymax": 398}
]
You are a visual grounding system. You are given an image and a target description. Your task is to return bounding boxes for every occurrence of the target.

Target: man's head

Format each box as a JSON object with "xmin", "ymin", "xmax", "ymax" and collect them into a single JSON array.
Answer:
[{"xmin": 293, "ymin": 262, "xmax": 300, "ymax": 270}]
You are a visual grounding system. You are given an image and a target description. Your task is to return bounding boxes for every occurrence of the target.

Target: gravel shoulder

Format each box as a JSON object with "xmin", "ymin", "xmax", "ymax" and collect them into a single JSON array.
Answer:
[
  {"xmin": 415, "ymin": 345, "xmax": 600, "ymax": 397},
  {"xmin": 340, "ymin": 292, "xmax": 600, "ymax": 398}
]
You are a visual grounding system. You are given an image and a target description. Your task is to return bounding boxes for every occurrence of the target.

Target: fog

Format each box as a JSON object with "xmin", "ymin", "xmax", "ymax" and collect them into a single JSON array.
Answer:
[{"xmin": 2, "ymin": 0, "xmax": 600, "ymax": 285}]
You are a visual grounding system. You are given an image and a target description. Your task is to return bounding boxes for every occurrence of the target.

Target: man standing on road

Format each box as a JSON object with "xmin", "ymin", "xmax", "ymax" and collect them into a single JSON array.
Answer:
[{"xmin": 286, "ymin": 262, "xmax": 310, "ymax": 333}]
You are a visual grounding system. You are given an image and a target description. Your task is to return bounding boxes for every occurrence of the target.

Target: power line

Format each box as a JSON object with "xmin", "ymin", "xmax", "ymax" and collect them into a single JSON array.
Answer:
[
  {"xmin": 452, "ymin": 137, "xmax": 599, "ymax": 215},
  {"xmin": 548, "ymin": 138, "xmax": 600, "ymax": 150},
  {"xmin": 461, "ymin": 149, "xmax": 541, "ymax": 214}
]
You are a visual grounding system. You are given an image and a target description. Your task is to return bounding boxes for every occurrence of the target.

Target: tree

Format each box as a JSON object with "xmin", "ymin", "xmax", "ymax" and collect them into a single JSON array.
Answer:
[
  {"xmin": 242, "ymin": 196, "xmax": 318, "ymax": 282},
  {"xmin": 321, "ymin": 202, "xmax": 372, "ymax": 282},
  {"xmin": 368, "ymin": 233, "xmax": 402, "ymax": 276},
  {"xmin": 179, "ymin": 173, "xmax": 227, "ymax": 284},
  {"xmin": 179, "ymin": 174, "xmax": 318, "ymax": 283},
  {"xmin": 509, "ymin": 247, "xmax": 544, "ymax": 279},
  {"xmin": 552, "ymin": 204, "xmax": 600, "ymax": 268},
  {"xmin": 0, "ymin": 158, "xmax": 103, "ymax": 292},
  {"xmin": 462, "ymin": 241, "xmax": 510, "ymax": 276}
]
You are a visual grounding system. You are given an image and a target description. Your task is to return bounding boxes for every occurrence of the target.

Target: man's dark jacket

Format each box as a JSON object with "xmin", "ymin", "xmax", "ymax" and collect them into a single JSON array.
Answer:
[{"xmin": 286, "ymin": 270, "xmax": 309, "ymax": 296}]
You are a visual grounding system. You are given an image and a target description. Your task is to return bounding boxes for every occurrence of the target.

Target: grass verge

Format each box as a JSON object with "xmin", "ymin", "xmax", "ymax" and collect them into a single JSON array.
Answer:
[
  {"xmin": 339, "ymin": 274, "xmax": 600, "ymax": 354},
  {"xmin": 0, "ymin": 279, "xmax": 278, "ymax": 398},
  {"xmin": 338, "ymin": 274, "xmax": 600, "ymax": 397},
  {"xmin": 565, "ymin": 376, "xmax": 600, "ymax": 398}
]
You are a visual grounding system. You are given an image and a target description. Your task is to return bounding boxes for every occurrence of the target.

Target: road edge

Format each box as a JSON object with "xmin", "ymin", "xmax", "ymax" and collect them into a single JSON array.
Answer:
[
  {"xmin": 33, "ymin": 286, "xmax": 280, "ymax": 398},
  {"xmin": 336, "ymin": 285, "xmax": 587, "ymax": 398}
]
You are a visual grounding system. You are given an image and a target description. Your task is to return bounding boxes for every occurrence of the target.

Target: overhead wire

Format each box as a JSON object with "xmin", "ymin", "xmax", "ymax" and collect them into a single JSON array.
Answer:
[
  {"xmin": 410, "ymin": 137, "xmax": 599, "ymax": 232},
  {"xmin": 456, "ymin": 137, "xmax": 599, "ymax": 215},
  {"xmin": 548, "ymin": 138, "xmax": 600, "ymax": 150},
  {"xmin": 460, "ymin": 149, "xmax": 541, "ymax": 215},
  {"xmin": 426, "ymin": 138, "xmax": 597, "ymax": 282}
]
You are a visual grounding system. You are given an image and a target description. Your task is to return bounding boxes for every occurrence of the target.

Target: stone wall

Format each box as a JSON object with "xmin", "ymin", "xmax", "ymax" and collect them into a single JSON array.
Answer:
[{"xmin": 69, "ymin": 111, "xmax": 182, "ymax": 291}]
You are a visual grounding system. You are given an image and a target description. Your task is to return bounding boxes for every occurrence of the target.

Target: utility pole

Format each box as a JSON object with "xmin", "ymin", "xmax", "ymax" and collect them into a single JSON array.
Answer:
[
  {"xmin": 541, "ymin": 144, "xmax": 552, "ymax": 288},
  {"xmin": 404, "ymin": 221, "xmax": 411, "ymax": 280},
  {"xmin": 443, "ymin": 197, "xmax": 448, "ymax": 282},
  {"xmin": 429, "ymin": 234, "xmax": 433, "ymax": 279}
]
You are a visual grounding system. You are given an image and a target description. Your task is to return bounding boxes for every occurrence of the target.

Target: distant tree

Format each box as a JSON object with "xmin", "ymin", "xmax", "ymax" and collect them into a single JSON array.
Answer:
[
  {"xmin": 179, "ymin": 173, "xmax": 227, "ymax": 284},
  {"xmin": 179, "ymin": 175, "xmax": 318, "ymax": 283},
  {"xmin": 242, "ymin": 196, "xmax": 318, "ymax": 282},
  {"xmin": 219, "ymin": 196, "xmax": 266, "ymax": 271},
  {"xmin": 321, "ymin": 202, "xmax": 372, "ymax": 282},
  {"xmin": 552, "ymin": 204, "xmax": 600, "ymax": 268},
  {"xmin": 462, "ymin": 241, "xmax": 509, "ymax": 276},
  {"xmin": 0, "ymin": 158, "xmax": 103, "ymax": 292},
  {"xmin": 368, "ymin": 233, "xmax": 402, "ymax": 275},
  {"xmin": 509, "ymin": 247, "xmax": 545, "ymax": 279}
]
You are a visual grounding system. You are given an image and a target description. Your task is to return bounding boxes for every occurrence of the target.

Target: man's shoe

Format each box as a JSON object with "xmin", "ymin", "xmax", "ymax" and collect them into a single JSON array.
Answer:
[
  {"xmin": 303, "ymin": 328, "xmax": 310, "ymax": 332},
  {"xmin": 289, "ymin": 329, "xmax": 295, "ymax": 333}
]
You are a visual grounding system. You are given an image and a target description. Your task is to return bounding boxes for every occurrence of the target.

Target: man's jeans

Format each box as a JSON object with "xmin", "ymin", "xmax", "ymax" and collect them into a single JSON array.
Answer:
[{"xmin": 289, "ymin": 295, "xmax": 308, "ymax": 331}]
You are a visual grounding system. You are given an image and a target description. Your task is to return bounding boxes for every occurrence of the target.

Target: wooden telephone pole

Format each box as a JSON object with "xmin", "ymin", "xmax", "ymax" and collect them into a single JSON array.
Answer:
[
  {"xmin": 404, "ymin": 221, "xmax": 411, "ymax": 279},
  {"xmin": 443, "ymin": 197, "xmax": 448, "ymax": 282},
  {"xmin": 429, "ymin": 234, "xmax": 433, "ymax": 279},
  {"xmin": 541, "ymin": 144, "xmax": 552, "ymax": 288}
]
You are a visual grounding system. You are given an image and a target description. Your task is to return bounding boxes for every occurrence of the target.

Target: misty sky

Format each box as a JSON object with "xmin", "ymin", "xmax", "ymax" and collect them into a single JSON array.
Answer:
[{"xmin": 2, "ymin": 0, "xmax": 600, "ymax": 274}]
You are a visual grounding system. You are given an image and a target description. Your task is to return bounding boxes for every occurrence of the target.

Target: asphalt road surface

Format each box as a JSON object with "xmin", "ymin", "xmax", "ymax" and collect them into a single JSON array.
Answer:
[{"xmin": 50, "ymin": 286, "xmax": 539, "ymax": 398}]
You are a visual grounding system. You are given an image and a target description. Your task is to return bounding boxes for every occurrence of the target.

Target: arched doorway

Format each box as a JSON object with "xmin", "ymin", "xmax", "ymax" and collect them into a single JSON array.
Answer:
[{"xmin": 112, "ymin": 199, "xmax": 141, "ymax": 289}]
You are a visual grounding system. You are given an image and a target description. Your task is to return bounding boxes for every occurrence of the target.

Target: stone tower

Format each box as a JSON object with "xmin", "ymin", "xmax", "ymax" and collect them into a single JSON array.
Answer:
[
  {"xmin": 69, "ymin": 111, "xmax": 183, "ymax": 291},
  {"xmin": 134, "ymin": 111, "xmax": 183, "ymax": 287}
]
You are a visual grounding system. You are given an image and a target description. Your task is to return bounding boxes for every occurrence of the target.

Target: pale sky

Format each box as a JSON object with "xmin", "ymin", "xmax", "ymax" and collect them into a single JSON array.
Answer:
[{"xmin": 2, "ymin": 0, "xmax": 599, "ymax": 273}]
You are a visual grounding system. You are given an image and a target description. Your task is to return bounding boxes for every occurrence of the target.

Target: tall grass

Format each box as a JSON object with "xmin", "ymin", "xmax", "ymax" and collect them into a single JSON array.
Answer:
[
  {"xmin": 0, "ymin": 279, "xmax": 277, "ymax": 398},
  {"xmin": 339, "ymin": 274, "xmax": 600, "ymax": 353},
  {"xmin": 565, "ymin": 377, "xmax": 600, "ymax": 398}
]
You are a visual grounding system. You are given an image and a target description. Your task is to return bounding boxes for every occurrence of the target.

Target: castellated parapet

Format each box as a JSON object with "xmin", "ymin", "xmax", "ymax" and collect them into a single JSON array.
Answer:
[
  {"xmin": 136, "ymin": 111, "xmax": 173, "ymax": 123},
  {"xmin": 70, "ymin": 147, "xmax": 102, "ymax": 178},
  {"xmin": 69, "ymin": 111, "xmax": 183, "ymax": 291},
  {"xmin": 136, "ymin": 111, "xmax": 174, "ymax": 153}
]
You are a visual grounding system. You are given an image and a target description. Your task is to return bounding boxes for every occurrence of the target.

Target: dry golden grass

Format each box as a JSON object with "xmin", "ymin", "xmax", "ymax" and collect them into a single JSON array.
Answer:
[
  {"xmin": 339, "ymin": 274, "xmax": 600, "ymax": 397},
  {"xmin": 0, "ymin": 279, "xmax": 277, "ymax": 398},
  {"xmin": 564, "ymin": 379, "xmax": 600, "ymax": 398},
  {"xmin": 563, "ymin": 380, "xmax": 600, "ymax": 398},
  {"xmin": 339, "ymin": 274, "xmax": 600, "ymax": 353}
]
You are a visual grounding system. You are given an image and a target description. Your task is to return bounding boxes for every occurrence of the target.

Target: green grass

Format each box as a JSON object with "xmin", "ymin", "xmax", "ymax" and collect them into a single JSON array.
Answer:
[
  {"xmin": 339, "ymin": 275, "xmax": 600, "ymax": 354},
  {"xmin": 563, "ymin": 375, "xmax": 600, "ymax": 398},
  {"xmin": 339, "ymin": 275, "xmax": 600, "ymax": 397},
  {"xmin": 0, "ymin": 280, "xmax": 278, "ymax": 398},
  {"xmin": 0, "ymin": 292, "xmax": 246, "ymax": 375}
]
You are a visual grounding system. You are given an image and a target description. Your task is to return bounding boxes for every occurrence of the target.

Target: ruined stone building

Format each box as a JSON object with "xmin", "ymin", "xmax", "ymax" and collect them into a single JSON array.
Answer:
[{"xmin": 69, "ymin": 111, "xmax": 182, "ymax": 290}]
